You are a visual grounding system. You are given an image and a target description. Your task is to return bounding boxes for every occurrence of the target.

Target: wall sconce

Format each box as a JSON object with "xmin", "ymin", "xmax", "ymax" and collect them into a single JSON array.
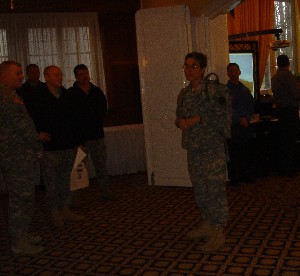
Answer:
[{"xmin": 11, "ymin": 0, "xmax": 14, "ymax": 10}]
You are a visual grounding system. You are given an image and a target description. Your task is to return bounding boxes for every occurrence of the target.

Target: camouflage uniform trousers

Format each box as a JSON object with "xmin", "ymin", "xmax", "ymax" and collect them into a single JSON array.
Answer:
[
  {"xmin": 2, "ymin": 158, "xmax": 36, "ymax": 242},
  {"xmin": 187, "ymin": 144, "xmax": 228, "ymax": 227},
  {"xmin": 41, "ymin": 149, "xmax": 75, "ymax": 209},
  {"xmin": 85, "ymin": 138, "xmax": 109, "ymax": 189}
]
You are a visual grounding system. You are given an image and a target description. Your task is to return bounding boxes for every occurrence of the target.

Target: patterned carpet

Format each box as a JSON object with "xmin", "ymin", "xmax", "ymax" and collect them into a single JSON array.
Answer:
[{"xmin": 1, "ymin": 172, "xmax": 300, "ymax": 276}]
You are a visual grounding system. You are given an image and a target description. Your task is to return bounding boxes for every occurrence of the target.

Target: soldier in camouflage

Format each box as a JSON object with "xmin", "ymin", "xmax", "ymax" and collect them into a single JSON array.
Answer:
[
  {"xmin": 0, "ymin": 61, "xmax": 44, "ymax": 255},
  {"xmin": 175, "ymin": 52, "xmax": 231, "ymax": 253}
]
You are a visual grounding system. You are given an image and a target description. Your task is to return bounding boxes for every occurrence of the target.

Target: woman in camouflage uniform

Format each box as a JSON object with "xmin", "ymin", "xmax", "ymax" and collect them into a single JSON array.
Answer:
[{"xmin": 175, "ymin": 52, "xmax": 230, "ymax": 253}]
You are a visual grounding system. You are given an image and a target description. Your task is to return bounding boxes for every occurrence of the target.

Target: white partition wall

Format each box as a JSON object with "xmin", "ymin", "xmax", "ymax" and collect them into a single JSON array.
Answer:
[
  {"xmin": 136, "ymin": 5, "xmax": 192, "ymax": 187},
  {"xmin": 192, "ymin": 14, "xmax": 230, "ymax": 82},
  {"xmin": 136, "ymin": 5, "xmax": 229, "ymax": 186}
]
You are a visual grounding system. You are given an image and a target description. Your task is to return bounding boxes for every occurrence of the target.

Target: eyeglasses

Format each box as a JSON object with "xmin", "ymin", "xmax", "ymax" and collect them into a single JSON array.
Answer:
[{"xmin": 182, "ymin": 64, "xmax": 199, "ymax": 70}]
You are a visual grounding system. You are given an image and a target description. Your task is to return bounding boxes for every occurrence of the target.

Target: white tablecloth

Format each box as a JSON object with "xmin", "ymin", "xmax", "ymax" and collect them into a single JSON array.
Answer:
[{"xmin": 87, "ymin": 124, "xmax": 146, "ymax": 176}]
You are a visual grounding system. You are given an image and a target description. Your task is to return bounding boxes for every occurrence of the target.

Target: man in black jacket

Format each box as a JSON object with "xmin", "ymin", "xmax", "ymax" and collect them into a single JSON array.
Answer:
[
  {"xmin": 271, "ymin": 55, "xmax": 300, "ymax": 177},
  {"xmin": 68, "ymin": 64, "xmax": 111, "ymax": 200},
  {"xmin": 226, "ymin": 63, "xmax": 255, "ymax": 185}
]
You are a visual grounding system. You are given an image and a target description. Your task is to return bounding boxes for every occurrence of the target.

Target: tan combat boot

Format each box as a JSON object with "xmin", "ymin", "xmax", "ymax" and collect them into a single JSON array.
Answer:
[
  {"xmin": 186, "ymin": 221, "xmax": 214, "ymax": 241},
  {"xmin": 61, "ymin": 205, "xmax": 85, "ymax": 221},
  {"xmin": 51, "ymin": 208, "xmax": 64, "ymax": 229},
  {"xmin": 201, "ymin": 225, "xmax": 225, "ymax": 254}
]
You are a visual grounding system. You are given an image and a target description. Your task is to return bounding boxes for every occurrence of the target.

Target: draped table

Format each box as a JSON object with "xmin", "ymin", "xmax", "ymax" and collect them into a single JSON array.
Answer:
[{"xmin": 86, "ymin": 124, "xmax": 146, "ymax": 176}]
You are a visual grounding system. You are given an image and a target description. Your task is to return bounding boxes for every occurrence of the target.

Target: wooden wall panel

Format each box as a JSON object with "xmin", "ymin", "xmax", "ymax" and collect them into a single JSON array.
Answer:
[
  {"xmin": 99, "ymin": 13, "xmax": 142, "ymax": 126},
  {"xmin": 0, "ymin": 0, "xmax": 140, "ymax": 14},
  {"xmin": 104, "ymin": 63, "xmax": 142, "ymax": 126}
]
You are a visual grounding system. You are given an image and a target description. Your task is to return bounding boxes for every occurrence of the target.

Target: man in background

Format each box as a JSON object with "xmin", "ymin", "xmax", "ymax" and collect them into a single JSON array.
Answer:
[
  {"xmin": 17, "ymin": 64, "xmax": 43, "ymax": 105},
  {"xmin": 68, "ymin": 64, "xmax": 111, "ymax": 200},
  {"xmin": 226, "ymin": 63, "xmax": 255, "ymax": 185},
  {"xmin": 0, "ymin": 60, "xmax": 43, "ymax": 255},
  {"xmin": 271, "ymin": 55, "xmax": 300, "ymax": 177},
  {"xmin": 17, "ymin": 63, "xmax": 44, "ymax": 189}
]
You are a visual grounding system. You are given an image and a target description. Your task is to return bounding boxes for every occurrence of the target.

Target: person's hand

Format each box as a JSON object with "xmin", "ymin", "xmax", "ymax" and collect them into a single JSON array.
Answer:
[
  {"xmin": 239, "ymin": 117, "xmax": 249, "ymax": 127},
  {"xmin": 178, "ymin": 115, "xmax": 201, "ymax": 130},
  {"xmin": 12, "ymin": 94, "xmax": 24, "ymax": 105},
  {"xmin": 178, "ymin": 118, "xmax": 188, "ymax": 130},
  {"xmin": 38, "ymin": 132, "xmax": 51, "ymax": 142},
  {"xmin": 186, "ymin": 115, "xmax": 201, "ymax": 127},
  {"xmin": 37, "ymin": 150, "xmax": 44, "ymax": 160}
]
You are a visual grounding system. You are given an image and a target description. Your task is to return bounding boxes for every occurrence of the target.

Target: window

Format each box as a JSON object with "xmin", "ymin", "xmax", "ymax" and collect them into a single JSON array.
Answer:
[
  {"xmin": 261, "ymin": 0, "xmax": 294, "ymax": 92},
  {"xmin": 62, "ymin": 27, "xmax": 93, "ymax": 87},
  {"xmin": 0, "ymin": 13, "xmax": 105, "ymax": 90},
  {"xmin": 230, "ymin": 53, "xmax": 255, "ymax": 95},
  {"xmin": 274, "ymin": 0, "xmax": 293, "ymax": 65},
  {"xmin": 229, "ymin": 41, "xmax": 259, "ymax": 98},
  {"xmin": 0, "ymin": 29, "xmax": 8, "ymax": 63},
  {"xmin": 28, "ymin": 28, "xmax": 59, "ymax": 70}
]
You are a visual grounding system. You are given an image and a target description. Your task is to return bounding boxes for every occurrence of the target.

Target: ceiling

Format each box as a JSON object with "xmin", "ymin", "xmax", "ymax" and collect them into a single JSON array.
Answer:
[{"xmin": 141, "ymin": 0, "xmax": 244, "ymax": 18}]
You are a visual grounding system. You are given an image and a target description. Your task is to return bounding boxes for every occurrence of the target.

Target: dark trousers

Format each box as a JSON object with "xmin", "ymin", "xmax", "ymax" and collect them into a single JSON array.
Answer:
[
  {"xmin": 227, "ymin": 124, "xmax": 255, "ymax": 183},
  {"xmin": 272, "ymin": 107, "xmax": 299, "ymax": 175}
]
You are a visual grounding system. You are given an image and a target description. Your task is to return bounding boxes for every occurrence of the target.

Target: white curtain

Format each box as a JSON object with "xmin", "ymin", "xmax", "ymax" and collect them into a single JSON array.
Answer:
[{"xmin": 0, "ymin": 13, "xmax": 106, "ymax": 91}]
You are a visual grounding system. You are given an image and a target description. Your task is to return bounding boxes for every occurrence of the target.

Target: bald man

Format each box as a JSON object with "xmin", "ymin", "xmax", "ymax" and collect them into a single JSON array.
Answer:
[{"xmin": 26, "ymin": 65, "xmax": 84, "ymax": 229}]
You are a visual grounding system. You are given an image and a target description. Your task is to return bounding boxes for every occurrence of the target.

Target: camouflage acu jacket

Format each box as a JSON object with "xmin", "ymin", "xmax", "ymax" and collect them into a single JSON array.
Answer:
[
  {"xmin": 176, "ymin": 79, "xmax": 232, "ymax": 151},
  {"xmin": 0, "ymin": 84, "xmax": 42, "ymax": 163}
]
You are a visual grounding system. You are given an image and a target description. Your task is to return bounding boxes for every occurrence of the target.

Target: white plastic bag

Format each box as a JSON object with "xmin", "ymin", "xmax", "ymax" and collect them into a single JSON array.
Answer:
[{"xmin": 70, "ymin": 147, "xmax": 89, "ymax": 191}]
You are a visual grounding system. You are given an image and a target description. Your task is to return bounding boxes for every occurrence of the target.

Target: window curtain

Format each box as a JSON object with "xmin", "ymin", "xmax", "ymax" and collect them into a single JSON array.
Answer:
[
  {"xmin": 295, "ymin": 0, "xmax": 300, "ymax": 74},
  {"xmin": 0, "ymin": 13, "xmax": 105, "ymax": 91},
  {"xmin": 227, "ymin": 0, "xmax": 274, "ymax": 88}
]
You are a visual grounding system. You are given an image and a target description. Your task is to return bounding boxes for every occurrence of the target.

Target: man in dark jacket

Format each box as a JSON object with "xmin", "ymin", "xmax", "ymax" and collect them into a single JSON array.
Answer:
[
  {"xmin": 271, "ymin": 55, "xmax": 300, "ymax": 177},
  {"xmin": 226, "ymin": 63, "xmax": 255, "ymax": 185},
  {"xmin": 68, "ymin": 64, "xmax": 110, "ymax": 200}
]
